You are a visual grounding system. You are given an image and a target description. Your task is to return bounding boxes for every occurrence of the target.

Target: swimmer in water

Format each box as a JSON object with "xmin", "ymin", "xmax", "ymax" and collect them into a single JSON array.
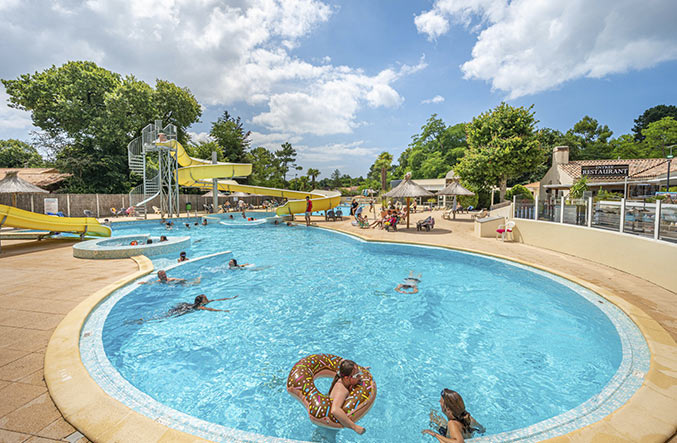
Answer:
[
  {"xmin": 138, "ymin": 270, "xmax": 201, "ymax": 285},
  {"xmin": 395, "ymin": 271, "xmax": 421, "ymax": 294},
  {"xmin": 167, "ymin": 294, "xmax": 238, "ymax": 316},
  {"xmin": 228, "ymin": 258, "xmax": 250, "ymax": 269},
  {"xmin": 202, "ymin": 219, "xmax": 208, "ymax": 226},
  {"xmin": 128, "ymin": 294, "xmax": 238, "ymax": 324},
  {"xmin": 177, "ymin": 251, "xmax": 189, "ymax": 262}
]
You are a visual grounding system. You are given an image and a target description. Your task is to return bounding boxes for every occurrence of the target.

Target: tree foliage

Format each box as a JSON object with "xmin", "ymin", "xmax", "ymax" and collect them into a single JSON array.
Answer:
[
  {"xmin": 393, "ymin": 115, "xmax": 467, "ymax": 179},
  {"xmin": 210, "ymin": 111, "xmax": 251, "ymax": 162},
  {"xmin": 455, "ymin": 103, "xmax": 545, "ymax": 200},
  {"xmin": 563, "ymin": 116, "xmax": 614, "ymax": 160},
  {"xmin": 246, "ymin": 146, "xmax": 283, "ymax": 188},
  {"xmin": 569, "ymin": 176, "xmax": 589, "ymax": 199},
  {"xmin": 0, "ymin": 139, "xmax": 45, "ymax": 168},
  {"xmin": 367, "ymin": 151, "xmax": 393, "ymax": 190},
  {"xmin": 642, "ymin": 116, "xmax": 677, "ymax": 157},
  {"xmin": 275, "ymin": 142, "xmax": 300, "ymax": 185},
  {"xmin": 505, "ymin": 184, "xmax": 534, "ymax": 201},
  {"xmin": 186, "ymin": 140, "xmax": 224, "ymax": 162},
  {"xmin": 306, "ymin": 168, "xmax": 320, "ymax": 188},
  {"xmin": 2, "ymin": 61, "xmax": 201, "ymax": 193},
  {"xmin": 632, "ymin": 105, "xmax": 677, "ymax": 141}
]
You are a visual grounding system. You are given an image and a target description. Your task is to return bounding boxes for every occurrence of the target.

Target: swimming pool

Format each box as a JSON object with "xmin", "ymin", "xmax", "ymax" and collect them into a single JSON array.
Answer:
[{"xmin": 80, "ymin": 221, "xmax": 649, "ymax": 442}]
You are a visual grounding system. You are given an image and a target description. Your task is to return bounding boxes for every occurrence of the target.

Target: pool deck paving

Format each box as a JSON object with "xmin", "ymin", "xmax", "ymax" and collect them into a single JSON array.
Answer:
[{"xmin": 1, "ymin": 209, "xmax": 676, "ymax": 442}]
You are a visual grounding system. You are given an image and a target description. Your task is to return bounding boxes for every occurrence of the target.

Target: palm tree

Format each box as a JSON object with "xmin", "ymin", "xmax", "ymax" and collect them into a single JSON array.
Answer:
[{"xmin": 307, "ymin": 168, "xmax": 320, "ymax": 188}]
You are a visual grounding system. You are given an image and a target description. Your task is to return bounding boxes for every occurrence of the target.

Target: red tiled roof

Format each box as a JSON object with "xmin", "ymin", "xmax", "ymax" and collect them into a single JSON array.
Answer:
[
  {"xmin": 0, "ymin": 168, "xmax": 71, "ymax": 188},
  {"xmin": 558, "ymin": 159, "xmax": 668, "ymax": 182}
]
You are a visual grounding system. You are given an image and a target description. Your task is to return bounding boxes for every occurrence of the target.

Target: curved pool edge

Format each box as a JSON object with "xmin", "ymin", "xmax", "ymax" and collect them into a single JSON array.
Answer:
[
  {"xmin": 44, "ymin": 255, "xmax": 213, "ymax": 443},
  {"xmin": 44, "ymin": 233, "xmax": 677, "ymax": 443}
]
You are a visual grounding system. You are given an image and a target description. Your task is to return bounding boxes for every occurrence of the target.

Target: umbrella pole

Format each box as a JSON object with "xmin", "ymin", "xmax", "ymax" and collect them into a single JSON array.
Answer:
[
  {"xmin": 406, "ymin": 197, "xmax": 410, "ymax": 229},
  {"xmin": 453, "ymin": 195, "xmax": 457, "ymax": 220}
]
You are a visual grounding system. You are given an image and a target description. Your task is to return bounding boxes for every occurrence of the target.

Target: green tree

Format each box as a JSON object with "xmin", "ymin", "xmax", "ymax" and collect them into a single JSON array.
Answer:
[
  {"xmin": 246, "ymin": 147, "xmax": 283, "ymax": 187},
  {"xmin": 455, "ymin": 102, "xmax": 545, "ymax": 201},
  {"xmin": 210, "ymin": 111, "xmax": 251, "ymax": 163},
  {"xmin": 505, "ymin": 184, "xmax": 534, "ymax": 201},
  {"xmin": 632, "ymin": 105, "xmax": 677, "ymax": 141},
  {"xmin": 569, "ymin": 176, "xmax": 589, "ymax": 199},
  {"xmin": 395, "ymin": 115, "xmax": 467, "ymax": 179},
  {"xmin": 511, "ymin": 127, "xmax": 565, "ymax": 185},
  {"xmin": 275, "ymin": 142, "xmax": 300, "ymax": 185},
  {"xmin": 367, "ymin": 151, "xmax": 394, "ymax": 191},
  {"xmin": 610, "ymin": 134, "xmax": 644, "ymax": 159},
  {"xmin": 186, "ymin": 140, "xmax": 224, "ymax": 162},
  {"xmin": 0, "ymin": 139, "xmax": 44, "ymax": 168},
  {"xmin": 2, "ymin": 61, "xmax": 201, "ymax": 193},
  {"xmin": 288, "ymin": 175, "xmax": 311, "ymax": 191},
  {"xmin": 330, "ymin": 169, "xmax": 342, "ymax": 188},
  {"xmin": 565, "ymin": 116, "xmax": 614, "ymax": 160},
  {"xmin": 642, "ymin": 116, "xmax": 677, "ymax": 158},
  {"xmin": 306, "ymin": 168, "xmax": 320, "ymax": 188}
]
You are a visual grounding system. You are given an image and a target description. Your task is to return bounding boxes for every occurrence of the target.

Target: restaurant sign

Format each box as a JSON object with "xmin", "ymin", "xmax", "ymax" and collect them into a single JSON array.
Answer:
[{"xmin": 581, "ymin": 164, "xmax": 629, "ymax": 177}]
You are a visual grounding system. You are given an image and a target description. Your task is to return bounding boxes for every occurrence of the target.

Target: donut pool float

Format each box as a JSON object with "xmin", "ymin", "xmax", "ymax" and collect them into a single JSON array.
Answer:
[{"xmin": 287, "ymin": 354, "xmax": 377, "ymax": 428}]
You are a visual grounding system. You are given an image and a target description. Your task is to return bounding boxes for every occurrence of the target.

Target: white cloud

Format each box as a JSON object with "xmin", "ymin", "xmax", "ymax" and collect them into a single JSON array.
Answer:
[
  {"xmin": 0, "ymin": 87, "xmax": 34, "ymax": 131},
  {"xmin": 252, "ymin": 58, "xmax": 426, "ymax": 135},
  {"xmin": 1, "ymin": 0, "xmax": 424, "ymax": 138},
  {"xmin": 414, "ymin": 0, "xmax": 677, "ymax": 98},
  {"xmin": 294, "ymin": 141, "xmax": 381, "ymax": 177},
  {"xmin": 188, "ymin": 132, "xmax": 213, "ymax": 144},
  {"xmin": 422, "ymin": 95, "xmax": 445, "ymax": 104},
  {"xmin": 249, "ymin": 131, "xmax": 302, "ymax": 147},
  {"xmin": 414, "ymin": 9, "xmax": 449, "ymax": 41}
]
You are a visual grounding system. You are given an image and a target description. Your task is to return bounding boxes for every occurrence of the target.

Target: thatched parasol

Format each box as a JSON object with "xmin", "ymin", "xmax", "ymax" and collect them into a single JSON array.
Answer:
[
  {"xmin": 229, "ymin": 191, "xmax": 250, "ymax": 197},
  {"xmin": 384, "ymin": 173, "xmax": 434, "ymax": 228},
  {"xmin": 201, "ymin": 190, "xmax": 227, "ymax": 197},
  {"xmin": 438, "ymin": 181, "xmax": 475, "ymax": 219},
  {"xmin": 0, "ymin": 171, "xmax": 48, "ymax": 207}
]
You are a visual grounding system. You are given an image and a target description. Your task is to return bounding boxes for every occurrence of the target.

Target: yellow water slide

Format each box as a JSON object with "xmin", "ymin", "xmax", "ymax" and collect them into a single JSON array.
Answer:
[
  {"xmin": 160, "ymin": 140, "xmax": 341, "ymax": 215},
  {"xmin": 0, "ymin": 204, "xmax": 112, "ymax": 237}
]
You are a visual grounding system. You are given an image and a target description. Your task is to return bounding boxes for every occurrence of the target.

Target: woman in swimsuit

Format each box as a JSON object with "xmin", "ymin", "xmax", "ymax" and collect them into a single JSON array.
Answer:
[
  {"xmin": 167, "ymin": 294, "xmax": 237, "ymax": 317},
  {"xmin": 328, "ymin": 359, "xmax": 367, "ymax": 435},
  {"xmin": 423, "ymin": 389, "xmax": 485, "ymax": 442},
  {"xmin": 228, "ymin": 258, "xmax": 250, "ymax": 269},
  {"xmin": 395, "ymin": 271, "xmax": 421, "ymax": 294}
]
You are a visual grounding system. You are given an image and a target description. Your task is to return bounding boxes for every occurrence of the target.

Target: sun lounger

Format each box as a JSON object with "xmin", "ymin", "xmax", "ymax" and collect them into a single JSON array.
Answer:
[
  {"xmin": 385, "ymin": 216, "xmax": 399, "ymax": 231},
  {"xmin": 417, "ymin": 216, "xmax": 435, "ymax": 231},
  {"xmin": 335, "ymin": 209, "xmax": 343, "ymax": 221},
  {"xmin": 152, "ymin": 206, "xmax": 162, "ymax": 215},
  {"xmin": 325, "ymin": 210, "xmax": 336, "ymax": 221},
  {"xmin": 83, "ymin": 209, "xmax": 94, "ymax": 217},
  {"xmin": 471, "ymin": 209, "xmax": 489, "ymax": 220}
]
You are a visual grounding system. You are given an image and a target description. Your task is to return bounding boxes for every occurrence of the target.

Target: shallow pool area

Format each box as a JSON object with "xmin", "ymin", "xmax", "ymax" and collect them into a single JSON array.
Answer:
[{"xmin": 79, "ymin": 220, "xmax": 650, "ymax": 442}]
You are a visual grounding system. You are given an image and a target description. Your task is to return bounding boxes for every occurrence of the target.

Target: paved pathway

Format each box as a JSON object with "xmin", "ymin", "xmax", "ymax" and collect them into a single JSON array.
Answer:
[{"xmin": 0, "ymin": 239, "xmax": 137, "ymax": 443}]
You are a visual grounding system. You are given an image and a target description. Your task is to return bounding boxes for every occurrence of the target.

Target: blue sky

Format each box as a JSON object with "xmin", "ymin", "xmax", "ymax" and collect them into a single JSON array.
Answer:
[{"xmin": 1, "ymin": 0, "xmax": 676, "ymax": 179}]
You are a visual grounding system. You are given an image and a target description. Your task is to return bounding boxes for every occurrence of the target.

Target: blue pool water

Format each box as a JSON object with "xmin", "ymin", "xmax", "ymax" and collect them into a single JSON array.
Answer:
[{"xmin": 90, "ymin": 220, "xmax": 628, "ymax": 442}]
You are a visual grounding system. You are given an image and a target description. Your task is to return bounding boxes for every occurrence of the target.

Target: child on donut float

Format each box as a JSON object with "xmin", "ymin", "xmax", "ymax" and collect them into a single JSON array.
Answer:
[{"xmin": 328, "ymin": 360, "xmax": 367, "ymax": 435}]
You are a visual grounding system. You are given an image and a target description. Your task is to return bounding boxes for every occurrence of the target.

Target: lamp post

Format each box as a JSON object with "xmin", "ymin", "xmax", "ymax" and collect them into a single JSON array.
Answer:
[{"xmin": 666, "ymin": 145, "xmax": 675, "ymax": 193}]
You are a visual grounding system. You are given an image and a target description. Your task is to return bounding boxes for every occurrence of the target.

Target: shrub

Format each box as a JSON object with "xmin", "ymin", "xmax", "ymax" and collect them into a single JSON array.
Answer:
[{"xmin": 505, "ymin": 184, "xmax": 534, "ymax": 201}]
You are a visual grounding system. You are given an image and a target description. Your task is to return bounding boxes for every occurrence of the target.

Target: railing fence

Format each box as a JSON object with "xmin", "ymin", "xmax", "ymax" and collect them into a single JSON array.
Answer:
[{"xmin": 512, "ymin": 196, "xmax": 677, "ymax": 243}]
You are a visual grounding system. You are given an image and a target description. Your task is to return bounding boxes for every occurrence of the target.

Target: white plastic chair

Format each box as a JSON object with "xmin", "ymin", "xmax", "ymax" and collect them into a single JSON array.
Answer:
[{"xmin": 496, "ymin": 221, "xmax": 516, "ymax": 241}]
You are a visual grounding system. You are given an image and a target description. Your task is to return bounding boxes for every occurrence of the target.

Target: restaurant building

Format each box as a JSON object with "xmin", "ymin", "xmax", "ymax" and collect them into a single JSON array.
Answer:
[{"xmin": 538, "ymin": 146, "xmax": 672, "ymax": 201}]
